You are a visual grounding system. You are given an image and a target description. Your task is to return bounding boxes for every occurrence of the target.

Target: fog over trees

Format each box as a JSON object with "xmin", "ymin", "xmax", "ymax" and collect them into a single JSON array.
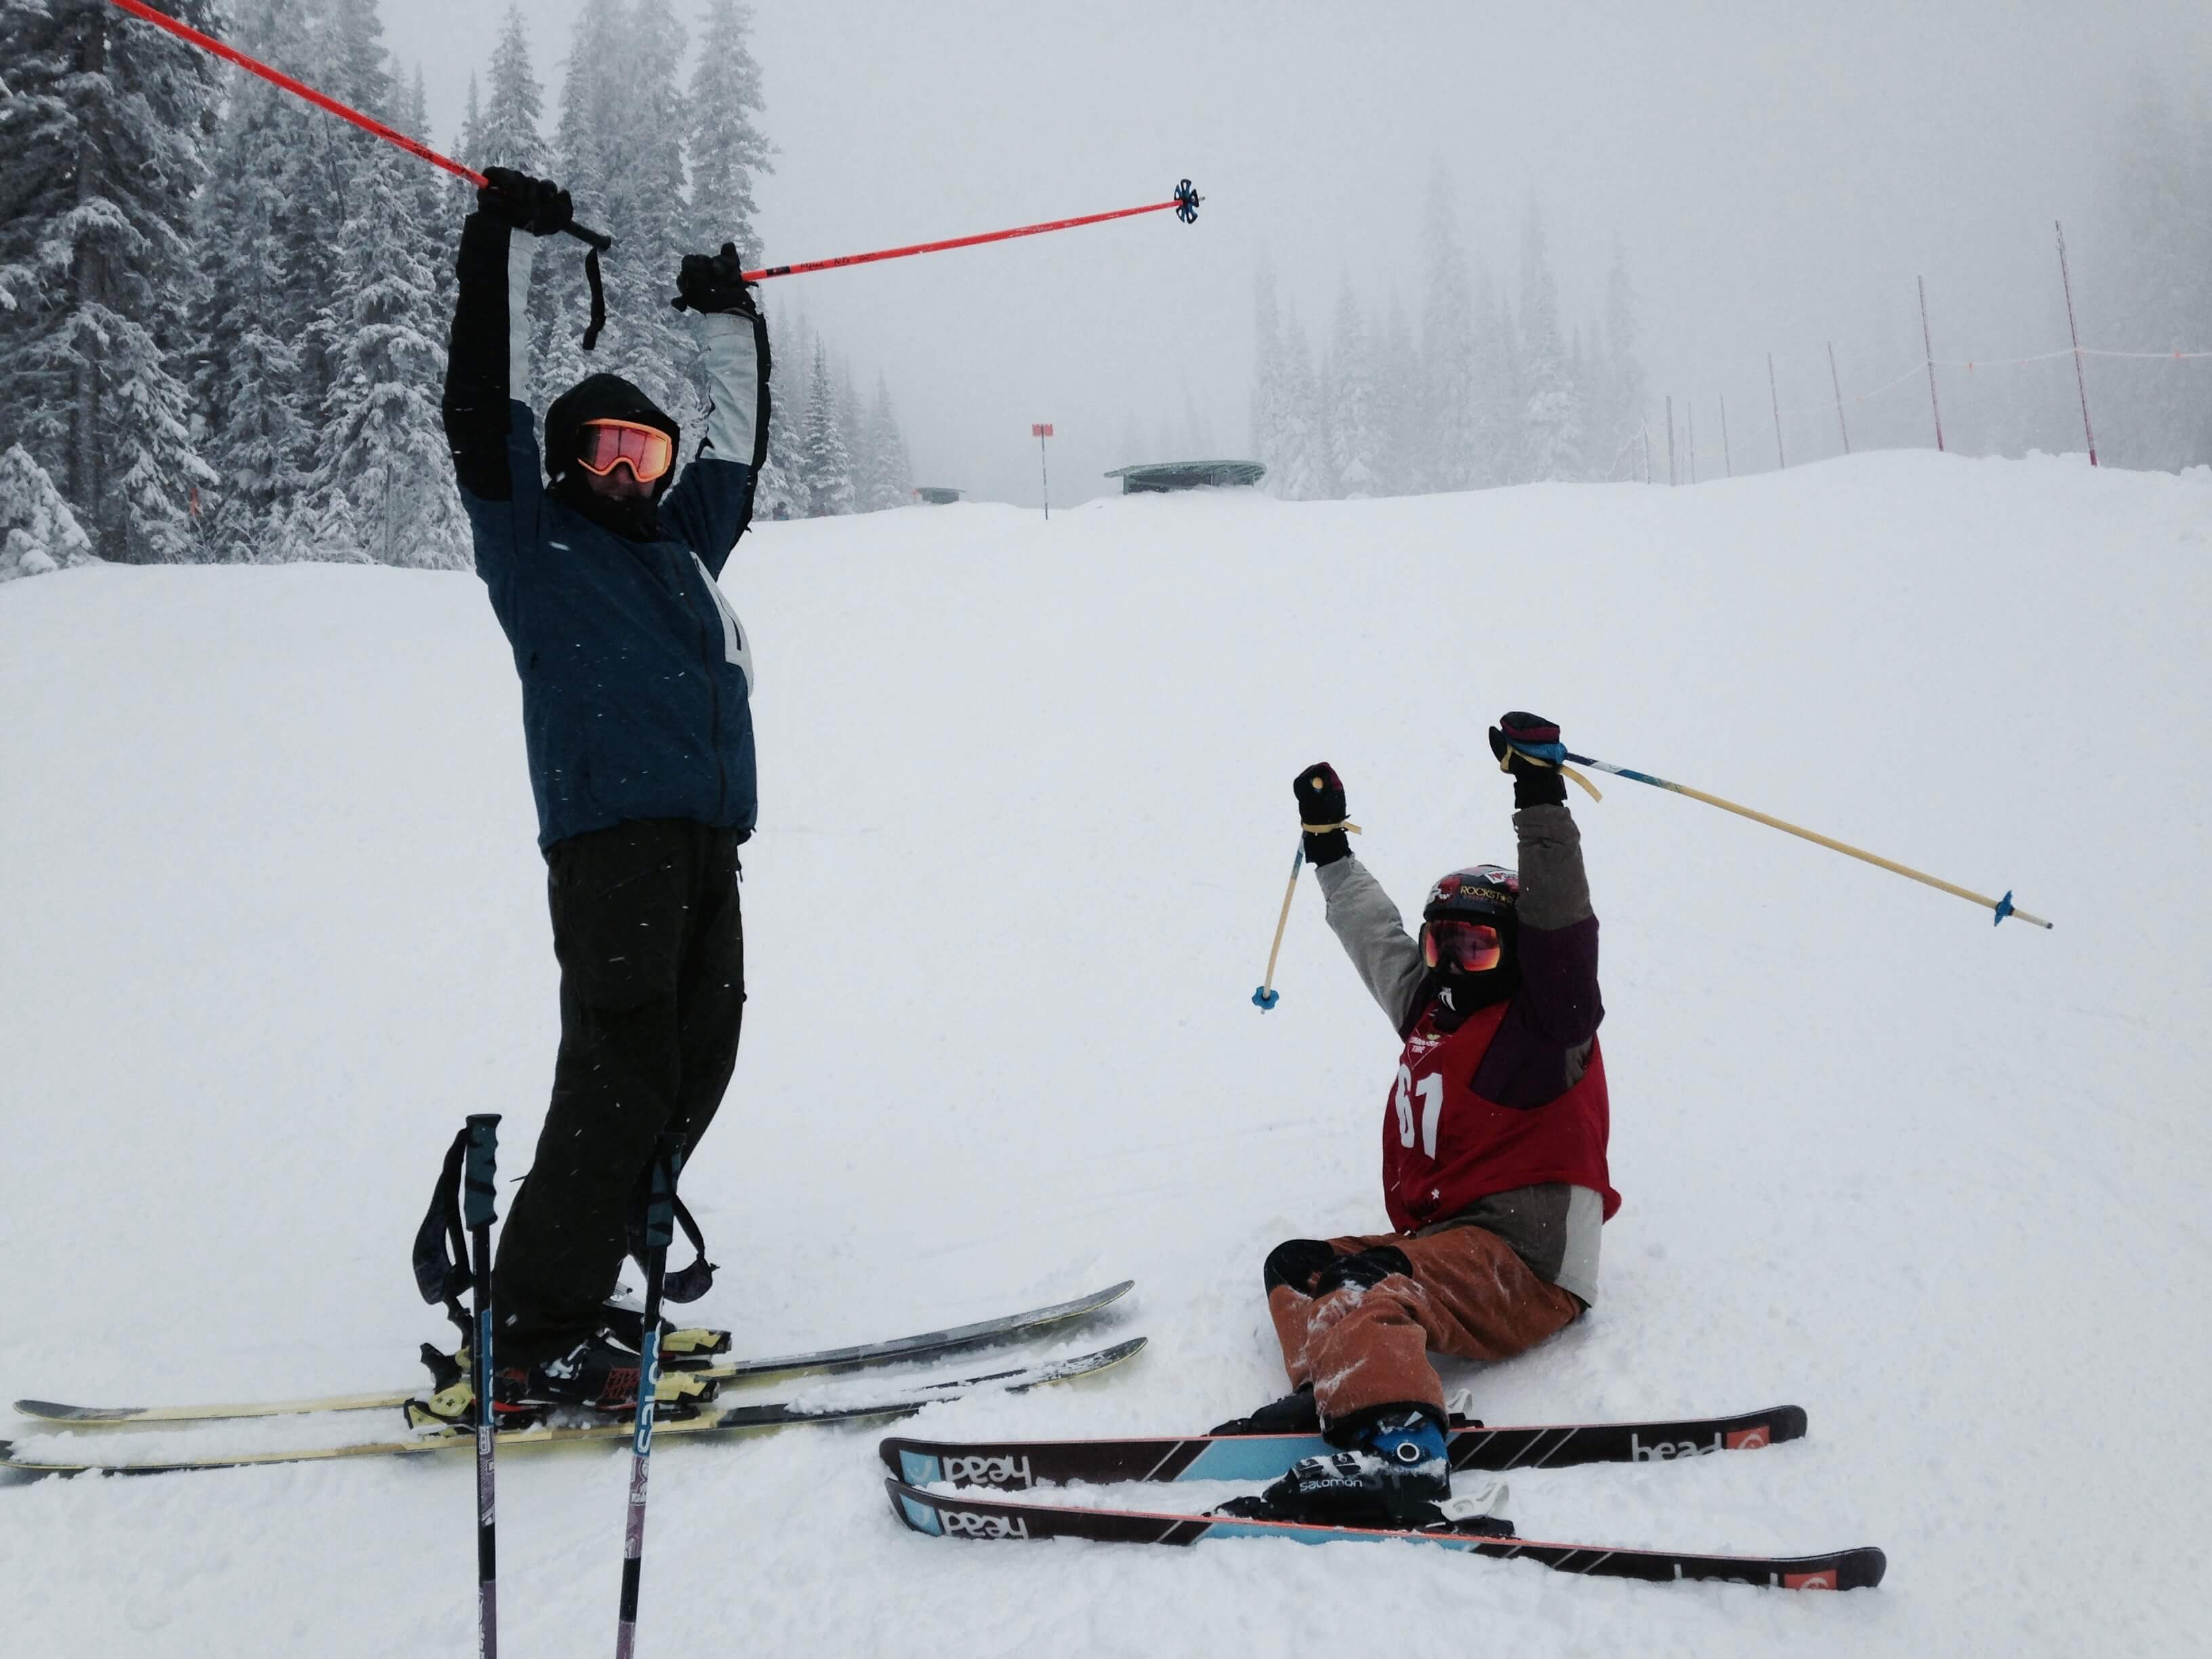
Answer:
[{"xmin": 2, "ymin": 0, "xmax": 2207, "ymax": 575}]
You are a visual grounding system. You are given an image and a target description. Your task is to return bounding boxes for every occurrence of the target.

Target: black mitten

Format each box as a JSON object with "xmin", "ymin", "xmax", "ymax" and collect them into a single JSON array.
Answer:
[
  {"xmin": 1487, "ymin": 712, "xmax": 1569, "ymax": 809},
  {"xmin": 476, "ymin": 167, "xmax": 573, "ymax": 238},
  {"xmin": 1294, "ymin": 762, "xmax": 1351, "ymax": 865},
  {"xmin": 670, "ymin": 243, "xmax": 758, "ymax": 317}
]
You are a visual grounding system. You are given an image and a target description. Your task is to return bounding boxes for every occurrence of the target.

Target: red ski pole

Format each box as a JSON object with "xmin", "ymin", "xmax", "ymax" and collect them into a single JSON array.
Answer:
[
  {"xmin": 743, "ymin": 181, "xmax": 1202, "ymax": 283},
  {"xmin": 106, "ymin": 0, "xmax": 611, "ymax": 343}
]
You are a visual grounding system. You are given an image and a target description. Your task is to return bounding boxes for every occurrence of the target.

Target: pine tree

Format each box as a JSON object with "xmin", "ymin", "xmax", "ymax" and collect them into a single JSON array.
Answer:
[
  {"xmin": 193, "ymin": 0, "xmax": 311, "ymax": 563},
  {"xmin": 537, "ymin": 0, "xmax": 626, "ymax": 406},
  {"xmin": 688, "ymin": 0, "xmax": 773, "ymax": 264},
  {"xmin": 857, "ymin": 371, "xmax": 912, "ymax": 510},
  {"xmin": 1375, "ymin": 292, "xmax": 1421, "ymax": 496},
  {"xmin": 302, "ymin": 133, "xmax": 468, "ymax": 567},
  {"xmin": 1514, "ymin": 197, "xmax": 1584, "ymax": 483},
  {"xmin": 1249, "ymin": 256, "xmax": 1287, "ymax": 489},
  {"xmin": 1328, "ymin": 277, "xmax": 1379, "ymax": 497},
  {"xmin": 0, "ymin": 0, "xmax": 221, "ymax": 562},
  {"xmin": 540, "ymin": 1, "xmax": 693, "ymax": 421},
  {"xmin": 0, "ymin": 442, "xmax": 94, "ymax": 581},
  {"xmin": 1273, "ymin": 311, "xmax": 1327, "ymax": 501},
  {"xmin": 1599, "ymin": 239, "xmax": 1647, "ymax": 481},
  {"xmin": 472, "ymin": 5, "xmax": 548, "ymax": 175},
  {"xmin": 800, "ymin": 336, "xmax": 854, "ymax": 515},
  {"xmin": 459, "ymin": 74, "xmax": 481, "ymax": 169},
  {"xmin": 1419, "ymin": 169, "xmax": 1478, "ymax": 493},
  {"xmin": 290, "ymin": 7, "xmax": 465, "ymax": 568},
  {"xmin": 752, "ymin": 306, "xmax": 807, "ymax": 518}
]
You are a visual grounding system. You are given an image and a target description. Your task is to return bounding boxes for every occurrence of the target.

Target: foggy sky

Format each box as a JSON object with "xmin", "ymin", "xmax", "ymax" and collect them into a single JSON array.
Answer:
[{"xmin": 381, "ymin": 0, "xmax": 2212, "ymax": 505}]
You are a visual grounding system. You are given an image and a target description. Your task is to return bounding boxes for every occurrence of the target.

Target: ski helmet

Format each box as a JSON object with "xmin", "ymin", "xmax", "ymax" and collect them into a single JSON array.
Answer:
[{"xmin": 1420, "ymin": 865, "xmax": 1519, "ymax": 976}]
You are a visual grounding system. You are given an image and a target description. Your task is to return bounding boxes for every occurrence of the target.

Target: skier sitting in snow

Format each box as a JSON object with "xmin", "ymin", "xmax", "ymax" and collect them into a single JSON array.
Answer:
[
  {"xmin": 1219, "ymin": 714, "xmax": 1618, "ymax": 1526},
  {"xmin": 423, "ymin": 168, "xmax": 770, "ymax": 1421}
]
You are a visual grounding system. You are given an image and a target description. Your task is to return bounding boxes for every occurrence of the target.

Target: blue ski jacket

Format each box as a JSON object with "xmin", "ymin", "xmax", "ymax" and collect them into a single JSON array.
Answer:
[{"xmin": 442, "ymin": 212, "xmax": 771, "ymax": 849}]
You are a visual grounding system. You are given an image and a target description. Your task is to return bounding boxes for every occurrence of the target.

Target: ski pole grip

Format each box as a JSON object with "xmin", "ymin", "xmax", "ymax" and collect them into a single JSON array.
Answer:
[
  {"xmin": 464, "ymin": 1113, "xmax": 501, "ymax": 1229},
  {"xmin": 644, "ymin": 1135, "xmax": 684, "ymax": 1251}
]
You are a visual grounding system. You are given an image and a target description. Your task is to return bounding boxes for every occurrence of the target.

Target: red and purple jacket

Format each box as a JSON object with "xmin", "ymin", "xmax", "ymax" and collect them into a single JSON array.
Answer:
[{"xmin": 1317, "ymin": 802, "xmax": 1616, "ymax": 1305}]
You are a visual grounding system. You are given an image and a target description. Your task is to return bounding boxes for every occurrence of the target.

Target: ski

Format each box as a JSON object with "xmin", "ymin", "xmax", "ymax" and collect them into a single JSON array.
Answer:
[
  {"xmin": 881, "ymin": 1403, "xmax": 1805, "ymax": 1490},
  {"xmin": 12, "ymin": 1279, "xmax": 1134, "ymax": 1427},
  {"xmin": 885, "ymin": 1479, "xmax": 1885, "ymax": 1591},
  {"xmin": 0, "ymin": 1338, "xmax": 1145, "ymax": 1475}
]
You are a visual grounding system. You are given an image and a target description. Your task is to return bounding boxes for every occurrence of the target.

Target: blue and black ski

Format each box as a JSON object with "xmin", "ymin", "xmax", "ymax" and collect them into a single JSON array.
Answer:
[
  {"xmin": 886, "ymin": 1476, "xmax": 1884, "ymax": 1591},
  {"xmin": 881, "ymin": 1402, "xmax": 1805, "ymax": 1490}
]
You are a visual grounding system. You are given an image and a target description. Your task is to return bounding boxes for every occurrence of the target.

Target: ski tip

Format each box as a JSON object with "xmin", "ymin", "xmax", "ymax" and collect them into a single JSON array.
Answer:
[
  {"xmin": 1772, "ymin": 1404, "xmax": 1809, "ymax": 1444},
  {"xmin": 14, "ymin": 1399, "xmax": 141, "ymax": 1422},
  {"xmin": 1851, "ymin": 1547, "xmax": 1888, "ymax": 1590}
]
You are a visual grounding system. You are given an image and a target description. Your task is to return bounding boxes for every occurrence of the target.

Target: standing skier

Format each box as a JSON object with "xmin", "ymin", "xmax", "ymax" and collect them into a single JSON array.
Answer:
[
  {"xmin": 1221, "ymin": 714, "xmax": 1618, "ymax": 1525},
  {"xmin": 420, "ymin": 169, "xmax": 770, "ymax": 1422}
]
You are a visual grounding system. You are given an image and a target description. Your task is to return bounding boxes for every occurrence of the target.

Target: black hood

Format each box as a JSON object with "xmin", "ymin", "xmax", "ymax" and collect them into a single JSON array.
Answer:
[{"xmin": 544, "ymin": 373, "xmax": 683, "ymax": 542}]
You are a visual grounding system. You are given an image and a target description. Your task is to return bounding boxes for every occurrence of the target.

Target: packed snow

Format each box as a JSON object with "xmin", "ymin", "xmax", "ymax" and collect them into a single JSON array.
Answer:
[{"xmin": 3, "ymin": 451, "xmax": 2207, "ymax": 1655}]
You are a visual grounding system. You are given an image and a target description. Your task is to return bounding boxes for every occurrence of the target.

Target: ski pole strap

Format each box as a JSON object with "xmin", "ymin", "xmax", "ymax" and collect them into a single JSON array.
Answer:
[
  {"xmin": 562, "ymin": 222, "xmax": 612, "ymax": 352},
  {"xmin": 1498, "ymin": 739, "xmax": 1603, "ymax": 802},
  {"xmin": 628, "ymin": 1145, "xmax": 715, "ymax": 1303},
  {"xmin": 1298, "ymin": 819, "xmax": 1363, "ymax": 835},
  {"xmin": 411, "ymin": 1126, "xmax": 476, "ymax": 1332}
]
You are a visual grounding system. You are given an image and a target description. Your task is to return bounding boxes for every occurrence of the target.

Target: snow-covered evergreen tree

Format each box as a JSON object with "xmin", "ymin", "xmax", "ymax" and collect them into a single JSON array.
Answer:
[
  {"xmin": 1374, "ymin": 293, "xmax": 1421, "ymax": 497},
  {"xmin": 1419, "ymin": 170, "xmax": 1478, "ymax": 493},
  {"xmin": 302, "ymin": 117, "xmax": 468, "ymax": 567},
  {"xmin": 0, "ymin": 0, "xmax": 220, "ymax": 562},
  {"xmin": 193, "ymin": 0, "xmax": 312, "ymax": 563},
  {"xmin": 800, "ymin": 336, "xmax": 855, "ymax": 515},
  {"xmin": 1249, "ymin": 257, "xmax": 1288, "ymax": 488},
  {"xmin": 1272, "ymin": 311, "xmax": 1328, "ymax": 501},
  {"xmin": 1328, "ymin": 278, "xmax": 1380, "ymax": 497},
  {"xmin": 1514, "ymin": 198, "xmax": 1584, "ymax": 483},
  {"xmin": 536, "ymin": 1, "xmax": 626, "ymax": 406},
  {"xmin": 0, "ymin": 443, "xmax": 94, "ymax": 581},
  {"xmin": 856, "ymin": 372, "xmax": 913, "ymax": 511},
  {"xmin": 284, "ymin": 7, "xmax": 464, "ymax": 567},
  {"xmin": 687, "ymin": 0, "xmax": 773, "ymax": 265},
  {"xmin": 539, "ymin": 1, "xmax": 693, "ymax": 422},
  {"xmin": 751, "ymin": 307, "xmax": 806, "ymax": 518},
  {"xmin": 1597, "ymin": 240, "xmax": 1647, "ymax": 481},
  {"xmin": 472, "ymin": 5, "xmax": 547, "ymax": 175}
]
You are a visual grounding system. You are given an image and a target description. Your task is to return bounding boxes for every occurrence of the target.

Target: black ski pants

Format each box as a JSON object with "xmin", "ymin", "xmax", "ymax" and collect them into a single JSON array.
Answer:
[{"xmin": 494, "ymin": 817, "xmax": 745, "ymax": 1364}]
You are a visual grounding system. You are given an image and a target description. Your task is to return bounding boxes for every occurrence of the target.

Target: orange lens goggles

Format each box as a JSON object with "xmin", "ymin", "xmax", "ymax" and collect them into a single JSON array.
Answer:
[
  {"xmin": 575, "ymin": 419, "xmax": 674, "ymax": 483},
  {"xmin": 1422, "ymin": 920, "xmax": 1503, "ymax": 974}
]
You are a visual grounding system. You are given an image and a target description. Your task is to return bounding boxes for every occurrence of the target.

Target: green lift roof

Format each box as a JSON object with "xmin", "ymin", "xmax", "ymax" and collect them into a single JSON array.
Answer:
[{"xmin": 1102, "ymin": 459, "xmax": 1267, "ymax": 493}]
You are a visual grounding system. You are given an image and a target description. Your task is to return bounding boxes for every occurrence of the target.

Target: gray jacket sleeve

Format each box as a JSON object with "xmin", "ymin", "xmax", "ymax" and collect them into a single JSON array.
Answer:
[{"xmin": 1315, "ymin": 857, "xmax": 1428, "ymax": 1032}]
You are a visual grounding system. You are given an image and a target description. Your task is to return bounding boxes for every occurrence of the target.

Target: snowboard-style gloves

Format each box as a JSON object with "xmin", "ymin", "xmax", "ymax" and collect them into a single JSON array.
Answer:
[
  {"xmin": 1294, "ymin": 762, "xmax": 1353, "ymax": 866},
  {"xmin": 1488, "ymin": 712, "xmax": 1570, "ymax": 810},
  {"xmin": 671, "ymin": 243, "xmax": 759, "ymax": 319},
  {"xmin": 477, "ymin": 167, "xmax": 575, "ymax": 239}
]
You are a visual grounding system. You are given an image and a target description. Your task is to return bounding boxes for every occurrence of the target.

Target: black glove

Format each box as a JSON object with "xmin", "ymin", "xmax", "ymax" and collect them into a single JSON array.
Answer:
[
  {"xmin": 670, "ymin": 243, "xmax": 758, "ymax": 317},
  {"xmin": 1294, "ymin": 762, "xmax": 1351, "ymax": 865},
  {"xmin": 1488, "ymin": 712, "xmax": 1568, "ymax": 809},
  {"xmin": 476, "ymin": 167, "xmax": 573, "ymax": 238}
]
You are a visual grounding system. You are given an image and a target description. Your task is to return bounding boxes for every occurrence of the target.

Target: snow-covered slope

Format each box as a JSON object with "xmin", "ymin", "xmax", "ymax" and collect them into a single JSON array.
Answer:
[{"xmin": 3, "ymin": 452, "xmax": 2207, "ymax": 1655}]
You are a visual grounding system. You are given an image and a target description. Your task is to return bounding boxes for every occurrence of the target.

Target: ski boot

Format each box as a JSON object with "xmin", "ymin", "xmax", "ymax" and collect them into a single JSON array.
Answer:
[
  {"xmin": 403, "ymin": 1327, "xmax": 719, "ymax": 1429},
  {"xmin": 1215, "ymin": 1406, "xmax": 1510, "ymax": 1532}
]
